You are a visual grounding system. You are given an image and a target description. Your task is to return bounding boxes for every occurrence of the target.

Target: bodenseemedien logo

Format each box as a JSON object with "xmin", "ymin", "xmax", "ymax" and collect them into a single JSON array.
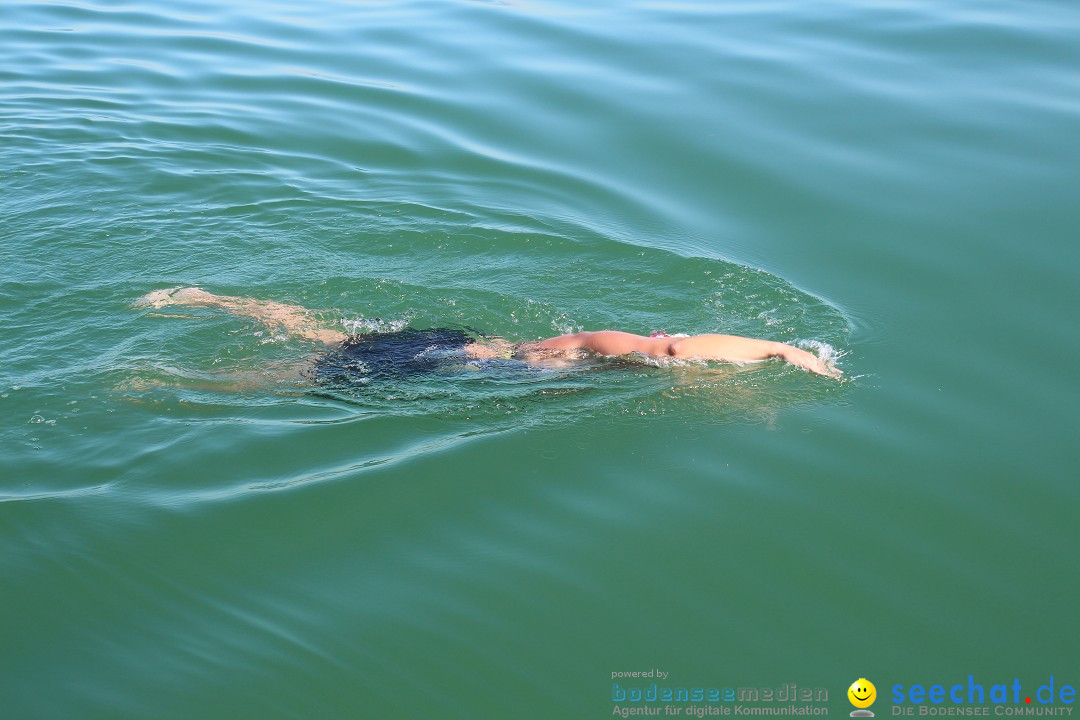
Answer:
[{"xmin": 849, "ymin": 678, "xmax": 877, "ymax": 717}]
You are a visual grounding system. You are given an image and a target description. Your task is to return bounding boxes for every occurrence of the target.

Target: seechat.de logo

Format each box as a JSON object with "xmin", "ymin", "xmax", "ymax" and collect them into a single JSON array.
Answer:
[{"xmin": 849, "ymin": 678, "xmax": 877, "ymax": 718}]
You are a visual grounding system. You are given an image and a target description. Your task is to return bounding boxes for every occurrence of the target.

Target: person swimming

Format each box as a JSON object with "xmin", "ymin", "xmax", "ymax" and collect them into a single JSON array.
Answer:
[{"xmin": 136, "ymin": 286, "xmax": 842, "ymax": 379}]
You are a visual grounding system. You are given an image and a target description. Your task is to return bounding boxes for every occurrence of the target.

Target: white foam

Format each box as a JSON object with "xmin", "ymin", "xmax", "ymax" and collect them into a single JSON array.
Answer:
[
  {"xmin": 795, "ymin": 339, "xmax": 842, "ymax": 363},
  {"xmin": 340, "ymin": 315, "xmax": 411, "ymax": 335},
  {"xmin": 413, "ymin": 343, "xmax": 464, "ymax": 360}
]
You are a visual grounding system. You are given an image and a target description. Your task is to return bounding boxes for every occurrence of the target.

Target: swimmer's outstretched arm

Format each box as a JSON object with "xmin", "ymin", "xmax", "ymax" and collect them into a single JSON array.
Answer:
[
  {"xmin": 680, "ymin": 334, "xmax": 842, "ymax": 378},
  {"xmin": 136, "ymin": 287, "xmax": 347, "ymax": 346},
  {"xmin": 537, "ymin": 331, "xmax": 841, "ymax": 378}
]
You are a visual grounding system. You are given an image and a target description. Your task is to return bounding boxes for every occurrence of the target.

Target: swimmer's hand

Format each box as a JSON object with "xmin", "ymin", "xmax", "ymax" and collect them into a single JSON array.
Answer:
[{"xmin": 776, "ymin": 345, "xmax": 843, "ymax": 379}]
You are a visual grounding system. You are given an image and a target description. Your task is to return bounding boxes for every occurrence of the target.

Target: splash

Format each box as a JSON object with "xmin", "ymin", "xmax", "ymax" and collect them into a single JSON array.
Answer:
[{"xmin": 339, "ymin": 315, "xmax": 413, "ymax": 336}]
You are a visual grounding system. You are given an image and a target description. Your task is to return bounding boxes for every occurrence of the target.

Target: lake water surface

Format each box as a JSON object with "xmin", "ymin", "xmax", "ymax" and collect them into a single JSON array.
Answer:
[{"xmin": 2, "ymin": 0, "xmax": 1078, "ymax": 718}]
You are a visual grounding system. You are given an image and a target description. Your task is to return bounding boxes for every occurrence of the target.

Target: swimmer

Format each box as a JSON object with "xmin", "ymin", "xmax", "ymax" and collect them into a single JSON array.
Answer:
[{"xmin": 136, "ymin": 287, "xmax": 842, "ymax": 378}]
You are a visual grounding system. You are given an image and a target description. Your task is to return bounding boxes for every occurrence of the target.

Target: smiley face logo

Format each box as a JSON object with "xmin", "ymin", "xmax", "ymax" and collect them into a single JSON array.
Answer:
[{"xmin": 848, "ymin": 678, "xmax": 877, "ymax": 709}]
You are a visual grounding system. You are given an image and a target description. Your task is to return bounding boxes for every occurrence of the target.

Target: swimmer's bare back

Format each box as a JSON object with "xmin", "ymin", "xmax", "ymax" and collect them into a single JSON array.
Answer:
[
  {"xmin": 533, "ymin": 331, "xmax": 842, "ymax": 378},
  {"xmin": 137, "ymin": 288, "xmax": 841, "ymax": 378}
]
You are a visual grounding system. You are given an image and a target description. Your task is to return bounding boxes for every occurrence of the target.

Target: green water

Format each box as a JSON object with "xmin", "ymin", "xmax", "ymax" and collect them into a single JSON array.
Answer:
[{"xmin": 3, "ymin": 0, "xmax": 1078, "ymax": 718}]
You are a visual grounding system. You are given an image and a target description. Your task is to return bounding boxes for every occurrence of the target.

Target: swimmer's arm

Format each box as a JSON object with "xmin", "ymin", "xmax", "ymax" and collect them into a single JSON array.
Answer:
[{"xmin": 681, "ymin": 337, "xmax": 841, "ymax": 378}]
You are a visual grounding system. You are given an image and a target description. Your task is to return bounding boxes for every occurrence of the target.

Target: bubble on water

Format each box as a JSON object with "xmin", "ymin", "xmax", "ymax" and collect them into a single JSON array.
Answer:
[
  {"xmin": 29, "ymin": 415, "xmax": 44, "ymax": 424},
  {"xmin": 756, "ymin": 309, "xmax": 784, "ymax": 327}
]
